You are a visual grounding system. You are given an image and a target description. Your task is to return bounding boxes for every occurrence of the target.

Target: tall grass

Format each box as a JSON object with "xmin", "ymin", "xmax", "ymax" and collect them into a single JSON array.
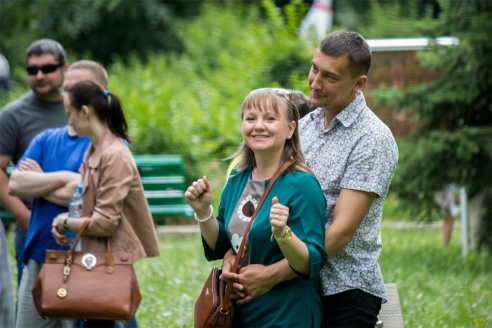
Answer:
[
  {"xmin": 379, "ymin": 223, "xmax": 491, "ymax": 327},
  {"xmin": 7, "ymin": 224, "xmax": 490, "ymax": 327}
]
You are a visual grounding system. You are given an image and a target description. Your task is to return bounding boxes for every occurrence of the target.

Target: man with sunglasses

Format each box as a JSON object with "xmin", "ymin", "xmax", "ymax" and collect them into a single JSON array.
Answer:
[{"xmin": 0, "ymin": 39, "xmax": 68, "ymax": 289}]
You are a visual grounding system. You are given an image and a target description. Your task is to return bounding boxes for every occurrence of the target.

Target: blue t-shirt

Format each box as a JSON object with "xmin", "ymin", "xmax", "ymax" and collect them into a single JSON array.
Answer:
[{"xmin": 19, "ymin": 126, "xmax": 91, "ymax": 263}]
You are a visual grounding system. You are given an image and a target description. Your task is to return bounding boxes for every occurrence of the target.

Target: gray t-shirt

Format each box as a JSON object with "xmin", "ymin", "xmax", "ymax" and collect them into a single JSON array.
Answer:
[
  {"xmin": 0, "ymin": 91, "xmax": 66, "ymax": 164},
  {"xmin": 228, "ymin": 178, "xmax": 265, "ymax": 268},
  {"xmin": 299, "ymin": 91, "xmax": 398, "ymax": 302},
  {"xmin": 0, "ymin": 91, "xmax": 66, "ymax": 210}
]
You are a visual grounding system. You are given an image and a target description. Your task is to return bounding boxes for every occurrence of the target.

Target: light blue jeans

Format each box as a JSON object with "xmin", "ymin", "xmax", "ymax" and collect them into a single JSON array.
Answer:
[{"xmin": 14, "ymin": 226, "xmax": 27, "ymax": 287}]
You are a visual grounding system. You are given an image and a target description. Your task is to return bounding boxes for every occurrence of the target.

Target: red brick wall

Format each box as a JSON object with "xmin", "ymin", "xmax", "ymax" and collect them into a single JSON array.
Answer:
[{"xmin": 364, "ymin": 50, "xmax": 440, "ymax": 136}]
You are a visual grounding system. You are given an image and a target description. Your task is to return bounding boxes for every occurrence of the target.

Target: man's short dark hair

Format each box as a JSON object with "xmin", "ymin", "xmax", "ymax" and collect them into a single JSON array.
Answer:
[
  {"xmin": 25, "ymin": 39, "xmax": 67, "ymax": 66},
  {"xmin": 319, "ymin": 30, "xmax": 372, "ymax": 78}
]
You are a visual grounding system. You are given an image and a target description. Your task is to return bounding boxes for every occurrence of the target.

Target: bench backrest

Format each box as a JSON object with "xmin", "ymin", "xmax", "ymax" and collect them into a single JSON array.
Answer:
[{"xmin": 0, "ymin": 154, "xmax": 194, "ymax": 223}]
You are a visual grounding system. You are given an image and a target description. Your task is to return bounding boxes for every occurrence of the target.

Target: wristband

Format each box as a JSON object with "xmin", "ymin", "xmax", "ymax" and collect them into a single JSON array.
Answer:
[{"xmin": 275, "ymin": 227, "xmax": 292, "ymax": 244}]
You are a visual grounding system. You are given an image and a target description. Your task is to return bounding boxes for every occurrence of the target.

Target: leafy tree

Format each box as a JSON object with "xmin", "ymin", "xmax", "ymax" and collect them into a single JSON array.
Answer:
[
  {"xmin": 0, "ymin": 0, "xmax": 199, "ymax": 78},
  {"xmin": 333, "ymin": 0, "xmax": 441, "ymax": 33},
  {"xmin": 0, "ymin": 0, "xmax": 307, "ymax": 84},
  {"xmin": 387, "ymin": 0, "xmax": 492, "ymax": 250}
]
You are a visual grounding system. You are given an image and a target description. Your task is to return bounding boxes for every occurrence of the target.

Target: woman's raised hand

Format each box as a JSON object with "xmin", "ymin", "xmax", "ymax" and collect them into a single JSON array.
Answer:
[
  {"xmin": 270, "ymin": 196, "xmax": 290, "ymax": 239},
  {"xmin": 184, "ymin": 176, "xmax": 213, "ymax": 214}
]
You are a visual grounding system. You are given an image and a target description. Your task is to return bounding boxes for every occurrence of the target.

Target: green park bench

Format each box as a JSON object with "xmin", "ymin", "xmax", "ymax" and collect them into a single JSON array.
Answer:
[
  {"xmin": 134, "ymin": 154, "xmax": 194, "ymax": 223},
  {"xmin": 0, "ymin": 154, "xmax": 194, "ymax": 225}
]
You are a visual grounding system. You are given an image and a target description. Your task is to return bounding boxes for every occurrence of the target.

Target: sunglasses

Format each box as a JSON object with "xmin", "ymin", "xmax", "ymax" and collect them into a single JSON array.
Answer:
[
  {"xmin": 251, "ymin": 88, "xmax": 293, "ymax": 103},
  {"xmin": 26, "ymin": 63, "xmax": 63, "ymax": 75}
]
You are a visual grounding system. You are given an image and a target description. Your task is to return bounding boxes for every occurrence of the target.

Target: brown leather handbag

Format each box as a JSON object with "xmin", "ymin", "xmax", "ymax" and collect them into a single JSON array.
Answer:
[
  {"xmin": 32, "ymin": 221, "xmax": 141, "ymax": 320},
  {"xmin": 194, "ymin": 160, "xmax": 295, "ymax": 328}
]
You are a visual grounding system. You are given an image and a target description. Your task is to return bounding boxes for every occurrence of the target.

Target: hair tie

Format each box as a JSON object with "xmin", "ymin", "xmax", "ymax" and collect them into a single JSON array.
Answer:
[{"xmin": 103, "ymin": 90, "xmax": 109, "ymax": 97}]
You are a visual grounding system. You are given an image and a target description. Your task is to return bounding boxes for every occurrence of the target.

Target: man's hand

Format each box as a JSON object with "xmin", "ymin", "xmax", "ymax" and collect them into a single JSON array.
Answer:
[
  {"xmin": 233, "ymin": 264, "xmax": 277, "ymax": 304},
  {"xmin": 17, "ymin": 158, "xmax": 43, "ymax": 173}
]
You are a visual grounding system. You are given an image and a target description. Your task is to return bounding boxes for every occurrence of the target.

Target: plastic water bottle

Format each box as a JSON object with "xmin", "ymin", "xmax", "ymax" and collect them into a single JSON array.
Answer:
[{"xmin": 67, "ymin": 183, "xmax": 83, "ymax": 250}]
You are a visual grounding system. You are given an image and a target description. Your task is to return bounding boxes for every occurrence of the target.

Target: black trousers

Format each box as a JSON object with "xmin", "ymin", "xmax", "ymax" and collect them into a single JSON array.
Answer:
[
  {"xmin": 82, "ymin": 320, "xmax": 116, "ymax": 328},
  {"xmin": 321, "ymin": 289, "xmax": 382, "ymax": 328}
]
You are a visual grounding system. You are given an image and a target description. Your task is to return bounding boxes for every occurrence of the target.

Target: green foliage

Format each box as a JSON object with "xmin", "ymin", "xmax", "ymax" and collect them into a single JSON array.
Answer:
[
  {"xmin": 282, "ymin": 0, "xmax": 311, "ymax": 37},
  {"xmin": 109, "ymin": 2, "xmax": 310, "ymax": 188},
  {"xmin": 0, "ymin": 88, "xmax": 27, "ymax": 110},
  {"xmin": 363, "ymin": 0, "xmax": 437, "ymax": 38},
  {"xmin": 372, "ymin": 0, "xmax": 492, "ymax": 249},
  {"xmin": 334, "ymin": 0, "xmax": 442, "ymax": 36},
  {"xmin": 0, "ymin": 0, "xmax": 192, "ymax": 75}
]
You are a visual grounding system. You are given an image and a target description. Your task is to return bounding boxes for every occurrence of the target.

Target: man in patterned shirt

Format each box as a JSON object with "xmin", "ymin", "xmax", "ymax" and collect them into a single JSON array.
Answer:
[{"xmin": 221, "ymin": 30, "xmax": 398, "ymax": 327}]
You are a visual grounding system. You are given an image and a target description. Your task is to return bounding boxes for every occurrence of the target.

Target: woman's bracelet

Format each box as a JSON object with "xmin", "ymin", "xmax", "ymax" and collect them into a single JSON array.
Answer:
[{"xmin": 194, "ymin": 205, "xmax": 214, "ymax": 223}]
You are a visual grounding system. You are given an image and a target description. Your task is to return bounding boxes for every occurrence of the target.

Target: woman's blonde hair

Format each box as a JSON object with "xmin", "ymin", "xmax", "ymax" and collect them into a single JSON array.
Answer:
[{"xmin": 231, "ymin": 88, "xmax": 312, "ymax": 175}]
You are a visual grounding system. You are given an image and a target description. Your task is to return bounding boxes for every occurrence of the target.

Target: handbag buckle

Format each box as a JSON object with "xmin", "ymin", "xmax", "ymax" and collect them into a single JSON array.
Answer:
[
  {"xmin": 57, "ymin": 288, "xmax": 68, "ymax": 299},
  {"xmin": 81, "ymin": 253, "xmax": 97, "ymax": 270}
]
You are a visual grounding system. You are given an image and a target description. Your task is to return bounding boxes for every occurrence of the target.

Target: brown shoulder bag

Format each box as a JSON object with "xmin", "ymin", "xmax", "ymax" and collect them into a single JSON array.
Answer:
[{"xmin": 32, "ymin": 220, "xmax": 141, "ymax": 320}]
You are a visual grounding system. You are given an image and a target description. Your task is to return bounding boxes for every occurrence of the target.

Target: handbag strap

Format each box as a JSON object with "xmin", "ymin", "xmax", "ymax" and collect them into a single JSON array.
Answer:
[
  {"xmin": 221, "ymin": 159, "xmax": 295, "ymax": 309},
  {"xmin": 66, "ymin": 220, "xmax": 89, "ymax": 257},
  {"xmin": 64, "ymin": 220, "xmax": 114, "ymax": 270}
]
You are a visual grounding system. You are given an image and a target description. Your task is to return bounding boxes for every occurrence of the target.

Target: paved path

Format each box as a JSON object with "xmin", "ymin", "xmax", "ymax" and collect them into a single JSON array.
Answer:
[
  {"xmin": 156, "ymin": 221, "xmax": 448, "ymax": 235},
  {"xmin": 157, "ymin": 224, "xmax": 199, "ymax": 235}
]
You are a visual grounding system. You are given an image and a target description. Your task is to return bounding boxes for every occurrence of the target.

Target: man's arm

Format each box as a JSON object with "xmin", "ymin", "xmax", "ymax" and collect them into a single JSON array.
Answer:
[
  {"xmin": 220, "ymin": 189, "xmax": 376, "ymax": 303},
  {"xmin": 0, "ymin": 155, "xmax": 30, "ymax": 230},
  {"xmin": 43, "ymin": 180, "xmax": 79, "ymax": 206},
  {"xmin": 9, "ymin": 170, "xmax": 80, "ymax": 206},
  {"xmin": 9, "ymin": 170, "xmax": 66, "ymax": 198},
  {"xmin": 325, "ymin": 188, "xmax": 376, "ymax": 257}
]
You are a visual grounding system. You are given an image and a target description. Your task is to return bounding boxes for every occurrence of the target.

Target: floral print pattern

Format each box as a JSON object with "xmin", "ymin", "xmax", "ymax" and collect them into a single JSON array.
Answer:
[{"xmin": 299, "ymin": 92, "xmax": 398, "ymax": 302}]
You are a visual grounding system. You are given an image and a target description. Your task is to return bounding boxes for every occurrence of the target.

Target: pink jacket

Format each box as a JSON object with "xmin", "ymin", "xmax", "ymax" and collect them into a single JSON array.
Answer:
[{"xmin": 79, "ymin": 128, "xmax": 160, "ymax": 261}]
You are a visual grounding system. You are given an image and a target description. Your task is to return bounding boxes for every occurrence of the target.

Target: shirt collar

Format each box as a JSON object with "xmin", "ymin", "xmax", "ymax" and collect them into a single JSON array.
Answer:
[
  {"xmin": 335, "ymin": 91, "xmax": 366, "ymax": 128},
  {"xmin": 315, "ymin": 91, "xmax": 366, "ymax": 131},
  {"xmin": 86, "ymin": 128, "xmax": 118, "ymax": 169}
]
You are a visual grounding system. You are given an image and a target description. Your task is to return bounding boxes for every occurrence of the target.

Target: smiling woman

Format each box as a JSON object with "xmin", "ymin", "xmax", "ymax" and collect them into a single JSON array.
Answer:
[
  {"xmin": 184, "ymin": 88, "xmax": 327, "ymax": 327},
  {"xmin": 241, "ymin": 89, "xmax": 295, "ymax": 163}
]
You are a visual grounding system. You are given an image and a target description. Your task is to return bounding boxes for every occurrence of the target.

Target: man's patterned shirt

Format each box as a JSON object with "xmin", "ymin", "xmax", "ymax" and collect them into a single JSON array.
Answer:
[{"xmin": 299, "ymin": 92, "xmax": 398, "ymax": 301}]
